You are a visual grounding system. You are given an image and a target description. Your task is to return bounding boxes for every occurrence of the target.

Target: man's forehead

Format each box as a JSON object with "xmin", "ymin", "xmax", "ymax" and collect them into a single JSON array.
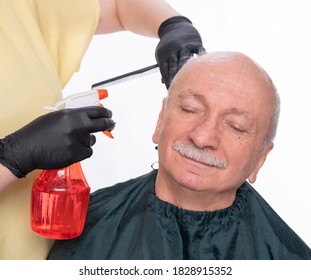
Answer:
[
  {"xmin": 176, "ymin": 52, "xmax": 265, "ymax": 83},
  {"xmin": 171, "ymin": 53, "xmax": 274, "ymax": 101}
]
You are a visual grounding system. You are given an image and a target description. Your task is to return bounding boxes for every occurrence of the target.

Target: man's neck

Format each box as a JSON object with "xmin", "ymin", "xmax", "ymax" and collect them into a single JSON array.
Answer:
[{"xmin": 154, "ymin": 171, "xmax": 237, "ymax": 212}]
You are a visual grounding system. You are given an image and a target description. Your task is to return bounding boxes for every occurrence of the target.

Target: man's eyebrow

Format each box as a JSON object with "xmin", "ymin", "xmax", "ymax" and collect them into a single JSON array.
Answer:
[
  {"xmin": 177, "ymin": 91, "xmax": 255, "ymax": 124},
  {"xmin": 227, "ymin": 108, "xmax": 256, "ymax": 126},
  {"xmin": 228, "ymin": 108, "xmax": 250, "ymax": 118},
  {"xmin": 178, "ymin": 90, "xmax": 205, "ymax": 101}
]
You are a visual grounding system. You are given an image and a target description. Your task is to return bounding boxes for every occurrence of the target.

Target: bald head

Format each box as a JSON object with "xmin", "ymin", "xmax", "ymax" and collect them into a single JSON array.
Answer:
[{"xmin": 169, "ymin": 51, "xmax": 280, "ymax": 147}]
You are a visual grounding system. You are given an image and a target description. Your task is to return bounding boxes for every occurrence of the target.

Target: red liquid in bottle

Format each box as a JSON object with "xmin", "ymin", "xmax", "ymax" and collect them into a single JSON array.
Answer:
[{"xmin": 31, "ymin": 162, "xmax": 90, "ymax": 239}]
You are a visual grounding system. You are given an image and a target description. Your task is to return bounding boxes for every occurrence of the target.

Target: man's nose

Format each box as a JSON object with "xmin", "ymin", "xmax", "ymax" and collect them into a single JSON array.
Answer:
[{"xmin": 189, "ymin": 117, "xmax": 220, "ymax": 150}]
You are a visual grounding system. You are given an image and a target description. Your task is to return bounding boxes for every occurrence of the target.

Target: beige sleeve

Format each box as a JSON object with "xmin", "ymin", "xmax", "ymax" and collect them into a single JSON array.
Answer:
[
  {"xmin": 30, "ymin": 0, "xmax": 100, "ymax": 86},
  {"xmin": 0, "ymin": 0, "xmax": 100, "ymax": 260}
]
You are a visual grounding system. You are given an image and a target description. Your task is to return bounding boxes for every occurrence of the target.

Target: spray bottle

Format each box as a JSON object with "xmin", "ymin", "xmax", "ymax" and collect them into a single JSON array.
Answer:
[
  {"xmin": 31, "ymin": 89, "xmax": 111, "ymax": 239},
  {"xmin": 31, "ymin": 64, "xmax": 159, "ymax": 239}
]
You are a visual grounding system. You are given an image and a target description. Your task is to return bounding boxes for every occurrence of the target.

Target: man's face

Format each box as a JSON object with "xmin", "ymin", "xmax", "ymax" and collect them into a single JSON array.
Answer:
[{"xmin": 152, "ymin": 54, "xmax": 274, "ymax": 195}]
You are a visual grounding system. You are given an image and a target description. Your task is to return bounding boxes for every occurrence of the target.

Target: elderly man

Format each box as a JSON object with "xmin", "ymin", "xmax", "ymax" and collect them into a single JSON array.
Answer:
[
  {"xmin": 0, "ymin": 0, "xmax": 205, "ymax": 260},
  {"xmin": 39, "ymin": 52, "xmax": 311, "ymax": 259}
]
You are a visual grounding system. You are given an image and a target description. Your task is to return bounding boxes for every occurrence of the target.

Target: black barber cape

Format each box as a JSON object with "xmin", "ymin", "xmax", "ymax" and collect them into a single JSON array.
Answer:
[{"xmin": 48, "ymin": 170, "xmax": 311, "ymax": 259}]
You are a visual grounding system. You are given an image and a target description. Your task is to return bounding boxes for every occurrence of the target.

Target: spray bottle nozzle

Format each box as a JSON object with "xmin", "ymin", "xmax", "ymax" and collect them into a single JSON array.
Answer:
[
  {"xmin": 97, "ymin": 89, "xmax": 108, "ymax": 100},
  {"xmin": 43, "ymin": 89, "xmax": 113, "ymax": 138},
  {"xmin": 43, "ymin": 89, "xmax": 108, "ymax": 110}
]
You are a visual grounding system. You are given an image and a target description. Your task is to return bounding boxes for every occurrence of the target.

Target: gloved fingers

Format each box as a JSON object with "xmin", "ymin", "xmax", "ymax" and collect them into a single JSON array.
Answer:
[
  {"xmin": 175, "ymin": 46, "xmax": 207, "ymax": 72},
  {"xmin": 179, "ymin": 45, "xmax": 206, "ymax": 64},
  {"xmin": 0, "ymin": 107, "xmax": 109, "ymax": 177},
  {"xmin": 160, "ymin": 53, "xmax": 179, "ymax": 89},
  {"xmin": 164, "ymin": 49, "xmax": 193, "ymax": 89},
  {"xmin": 53, "ymin": 132, "xmax": 94, "ymax": 161},
  {"xmin": 51, "ymin": 146, "xmax": 94, "ymax": 168},
  {"xmin": 167, "ymin": 54, "xmax": 179, "ymax": 88},
  {"xmin": 73, "ymin": 146, "xmax": 93, "ymax": 162},
  {"xmin": 85, "ymin": 106, "xmax": 113, "ymax": 119},
  {"xmin": 159, "ymin": 61, "xmax": 169, "ymax": 87},
  {"xmin": 87, "ymin": 118, "xmax": 116, "ymax": 134},
  {"xmin": 198, "ymin": 46, "xmax": 207, "ymax": 55},
  {"xmin": 178, "ymin": 48, "xmax": 194, "ymax": 68},
  {"xmin": 189, "ymin": 45, "xmax": 207, "ymax": 58},
  {"xmin": 75, "ymin": 106, "xmax": 115, "ymax": 134},
  {"xmin": 89, "ymin": 134, "xmax": 96, "ymax": 146},
  {"xmin": 160, "ymin": 47, "xmax": 206, "ymax": 88}
]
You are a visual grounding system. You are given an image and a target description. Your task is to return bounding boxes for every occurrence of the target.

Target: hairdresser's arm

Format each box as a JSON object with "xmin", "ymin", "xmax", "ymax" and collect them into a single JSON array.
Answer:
[
  {"xmin": 0, "ymin": 107, "xmax": 115, "ymax": 192},
  {"xmin": 96, "ymin": 0, "xmax": 180, "ymax": 36},
  {"xmin": 96, "ymin": 0, "xmax": 205, "ymax": 88}
]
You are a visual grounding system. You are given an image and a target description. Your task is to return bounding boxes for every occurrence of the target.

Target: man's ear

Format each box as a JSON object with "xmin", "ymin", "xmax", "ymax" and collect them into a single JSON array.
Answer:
[
  {"xmin": 152, "ymin": 98, "xmax": 167, "ymax": 144},
  {"xmin": 248, "ymin": 143, "xmax": 274, "ymax": 183}
]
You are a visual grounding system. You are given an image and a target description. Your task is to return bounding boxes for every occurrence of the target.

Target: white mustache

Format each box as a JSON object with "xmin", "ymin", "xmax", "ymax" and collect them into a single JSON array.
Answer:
[{"xmin": 172, "ymin": 142, "xmax": 227, "ymax": 169}]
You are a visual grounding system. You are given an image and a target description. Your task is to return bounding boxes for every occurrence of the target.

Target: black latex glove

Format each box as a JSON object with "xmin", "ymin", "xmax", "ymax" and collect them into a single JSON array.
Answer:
[
  {"xmin": 155, "ymin": 16, "xmax": 206, "ymax": 89},
  {"xmin": 0, "ymin": 106, "xmax": 115, "ymax": 178}
]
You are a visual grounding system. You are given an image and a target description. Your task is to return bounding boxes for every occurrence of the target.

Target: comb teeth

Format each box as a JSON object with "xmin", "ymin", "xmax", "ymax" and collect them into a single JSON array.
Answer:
[{"xmin": 92, "ymin": 64, "xmax": 159, "ymax": 90}]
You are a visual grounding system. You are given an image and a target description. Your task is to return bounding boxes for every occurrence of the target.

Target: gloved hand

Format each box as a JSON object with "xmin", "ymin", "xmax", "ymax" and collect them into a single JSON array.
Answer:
[
  {"xmin": 155, "ymin": 16, "xmax": 206, "ymax": 89},
  {"xmin": 0, "ymin": 106, "xmax": 115, "ymax": 178}
]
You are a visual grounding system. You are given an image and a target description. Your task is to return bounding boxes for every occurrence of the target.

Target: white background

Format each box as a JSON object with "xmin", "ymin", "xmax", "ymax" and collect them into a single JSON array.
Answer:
[{"xmin": 63, "ymin": 0, "xmax": 311, "ymax": 247}]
